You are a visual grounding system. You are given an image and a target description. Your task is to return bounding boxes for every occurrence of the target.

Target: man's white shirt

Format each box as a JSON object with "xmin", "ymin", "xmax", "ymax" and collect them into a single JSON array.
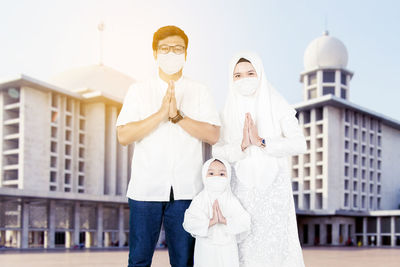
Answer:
[{"xmin": 116, "ymin": 75, "xmax": 221, "ymax": 201}]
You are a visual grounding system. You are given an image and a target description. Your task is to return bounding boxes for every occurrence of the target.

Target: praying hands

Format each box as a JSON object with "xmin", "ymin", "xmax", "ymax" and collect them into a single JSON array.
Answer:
[{"xmin": 209, "ymin": 199, "xmax": 227, "ymax": 227}]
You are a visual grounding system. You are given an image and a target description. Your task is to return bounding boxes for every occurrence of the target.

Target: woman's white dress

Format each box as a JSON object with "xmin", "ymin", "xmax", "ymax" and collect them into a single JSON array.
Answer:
[
  {"xmin": 214, "ymin": 113, "xmax": 307, "ymax": 267},
  {"xmin": 231, "ymin": 166, "xmax": 304, "ymax": 267}
]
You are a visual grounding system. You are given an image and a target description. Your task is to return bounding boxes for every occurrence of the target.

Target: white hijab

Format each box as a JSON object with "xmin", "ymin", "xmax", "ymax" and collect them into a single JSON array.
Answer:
[
  {"xmin": 201, "ymin": 157, "xmax": 233, "ymax": 218},
  {"xmin": 220, "ymin": 51, "xmax": 296, "ymax": 189}
]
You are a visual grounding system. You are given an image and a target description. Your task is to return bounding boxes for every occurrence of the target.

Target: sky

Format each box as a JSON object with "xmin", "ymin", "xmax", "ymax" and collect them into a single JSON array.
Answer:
[{"xmin": 1, "ymin": 0, "xmax": 400, "ymax": 121}]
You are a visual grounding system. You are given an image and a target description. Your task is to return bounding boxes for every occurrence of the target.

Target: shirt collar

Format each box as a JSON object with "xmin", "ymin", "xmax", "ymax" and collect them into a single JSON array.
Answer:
[{"xmin": 157, "ymin": 69, "xmax": 184, "ymax": 88}]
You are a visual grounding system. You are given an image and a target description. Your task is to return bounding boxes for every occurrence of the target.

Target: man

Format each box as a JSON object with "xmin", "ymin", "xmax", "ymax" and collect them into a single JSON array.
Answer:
[{"xmin": 116, "ymin": 25, "xmax": 221, "ymax": 267}]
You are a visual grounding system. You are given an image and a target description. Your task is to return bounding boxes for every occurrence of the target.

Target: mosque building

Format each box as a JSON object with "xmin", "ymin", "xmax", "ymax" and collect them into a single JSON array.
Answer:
[
  {"xmin": 0, "ymin": 31, "xmax": 399, "ymax": 249},
  {"xmin": 292, "ymin": 31, "xmax": 400, "ymax": 247},
  {"xmin": 0, "ymin": 64, "xmax": 135, "ymax": 248}
]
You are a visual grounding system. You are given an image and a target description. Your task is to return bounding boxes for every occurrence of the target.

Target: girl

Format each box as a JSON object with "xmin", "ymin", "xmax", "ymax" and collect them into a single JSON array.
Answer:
[{"xmin": 183, "ymin": 157, "xmax": 251, "ymax": 267}]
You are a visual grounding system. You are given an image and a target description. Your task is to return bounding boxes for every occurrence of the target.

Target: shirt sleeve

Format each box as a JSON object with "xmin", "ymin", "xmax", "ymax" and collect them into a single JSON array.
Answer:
[
  {"xmin": 194, "ymin": 85, "xmax": 221, "ymax": 126},
  {"xmin": 115, "ymin": 83, "xmax": 141, "ymax": 127},
  {"xmin": 261, "ymin": 113, "xmax": 307, "ymax": 158}
]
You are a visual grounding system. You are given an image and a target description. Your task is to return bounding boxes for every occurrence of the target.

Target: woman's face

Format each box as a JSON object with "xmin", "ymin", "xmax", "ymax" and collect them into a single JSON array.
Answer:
[
  {"xmin": 233, "ymin": 61, "xmax": 258, "ymax": 81},
  {"xmin": 206, "ymin": 160, "xmax": 227, "ymax": 178}
]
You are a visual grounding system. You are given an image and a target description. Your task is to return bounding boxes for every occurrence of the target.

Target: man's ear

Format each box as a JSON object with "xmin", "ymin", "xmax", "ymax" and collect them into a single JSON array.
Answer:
[{"xmin": 153, "ymin": 50, "xmax": 157, "ymax": 60}]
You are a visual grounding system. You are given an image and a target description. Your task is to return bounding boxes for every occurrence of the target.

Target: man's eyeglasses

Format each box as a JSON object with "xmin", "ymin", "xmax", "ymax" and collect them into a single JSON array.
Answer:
[{"xmin": 158, "ymin": 44, "xmax": 185, "ymax": 55}]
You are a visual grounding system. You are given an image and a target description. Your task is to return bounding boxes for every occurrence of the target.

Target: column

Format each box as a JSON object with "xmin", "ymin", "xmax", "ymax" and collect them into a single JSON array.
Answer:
[
  {"xmin": 85, "ymin": 232, "xmax": 91, "ymax": 248},
  {"xmin": 47, "ymin": 200, "xmax": 55, "ymax": 248},
  {"xmin": 97, "ymin": 204, "xmax": 103, "ymax": 248},
  {"xmin": 362, "ymin": 217, "xmax": 367, "ymax": 246},
  {"xmin": 390, "ymin": 216, "xmax": 395, "ymax": 247},
  {"xmin": 73, "ymin": 202, "xmax": 80, "ymax": 247},
  {"xmin": 332, "ymin": 223, "xmax": 340, "ymax": 245},
  {"xmin": 65, "ymin": 231, "xmax": 71, "ymax": 248},
  {"xmin": 118, "ymin": 205, "xmax": 125, "ymax": 248},
  {"xmin": 377, "ymin": 217, "xmax": 381, "ymax": 246},
  {"xmin": 21, "ymin": 201, "xmax": 29, "ymax": 248}
]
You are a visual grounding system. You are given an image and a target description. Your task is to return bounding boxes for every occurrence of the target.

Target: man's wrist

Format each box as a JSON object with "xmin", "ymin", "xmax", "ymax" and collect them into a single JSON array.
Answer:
[{"xmin": 169, "ymin": 110, "xmax": 184, "ymax": 124}]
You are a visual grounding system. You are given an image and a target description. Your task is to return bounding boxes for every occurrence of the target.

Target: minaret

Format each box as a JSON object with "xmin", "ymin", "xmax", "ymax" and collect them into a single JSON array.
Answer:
[
  {"xmin": 98, "ymin": 21, "xmax": 105, "ymax": 66},
  {"xmin": 300, "ymin": 31, "xmax": 353, "ymax": 101}
]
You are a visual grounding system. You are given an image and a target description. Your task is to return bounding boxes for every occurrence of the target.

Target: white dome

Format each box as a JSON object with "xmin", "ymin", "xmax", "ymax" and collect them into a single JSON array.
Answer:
[
  {"xmin": 50, "ymin": 64, "xmax": 135, "ymax": 101},
  {"xmin": 304, "ymin": 31, "xmax": 348, "ymax": 71}
]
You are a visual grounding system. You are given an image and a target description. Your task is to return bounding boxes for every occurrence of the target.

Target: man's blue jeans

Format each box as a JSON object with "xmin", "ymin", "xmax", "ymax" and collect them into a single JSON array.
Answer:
[{"xmin": 127, "ymin": 194, "xmax": 195, "ymax": 267}]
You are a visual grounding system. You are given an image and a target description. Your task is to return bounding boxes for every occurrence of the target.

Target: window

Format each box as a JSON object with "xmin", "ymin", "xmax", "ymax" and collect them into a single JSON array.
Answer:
[
  {"xmin": 362, "ymin": 170, "xmax": 366, "ymax": 179},
  {"xmin": 345, "ymin": 126, "xmax": 349, "ymax": 137},
  {"xmin": 316, "ymin": 107, "xmax": 323, "ymax": 121},
  {"xmin": 292, "ymin": 182, "xmax": 298, "ymax": 191},
  {"xmin": 341, "ymin": 88, "xmax": 347, "ymax": 99},
  {"xmin": 323, "ymin": 71, "xmax": 335, "ymax": 83},
  {"xmin": 353, "ymin": 155, "xmax": 358, "ymax": 165},
  {"xmin": 353, "ymin": 128, "xmax": 358, "ymax": 139},
  {"xmin": 344, "ymin": 180, "xmax": 349, "ymax": 190},
  {"xmin": 353, "ymin": 168, "xmax": 357, "ymax": 178},
  {"xmin": 353, "ymin": 195, "xmax": 358, "ymax": 208},
  {"xmin": 308, "ymin": 73, "xmax": 317, "ymax": 85},
  {"xmin": 345, "ymin": 166, "xmax": 349, "ymax": 176},
  {"xmin": 344, "ymin": 193, "xmax": 349, "ymax": 207},
  {"xmin": 308, "ymin": 88, "xmax": 317, "ymax": 99},
  {"xmin": 303, "ymin": 110, "xmax": 311, "ymax": 124},
  {"xmin": 345, "ymin": 109, "xmax": 350, "ymax": 122},
  {"xmin": 354, "ymin": 113, "xmax": 358, "ymax": 125},
  {"xmin": 341, "ymin": 72, "xmax": 347, "ymax": 85},
  {"xmin": 345, "ymin": 153, "xmax": 349, "ymax": 163},
  {"xmin": 323, "ymin": 86, "xmax": 335, "ymax": 95},
  {"xmin": 345, "ymin": 141, "xmax": 349, "ymax": 149}
]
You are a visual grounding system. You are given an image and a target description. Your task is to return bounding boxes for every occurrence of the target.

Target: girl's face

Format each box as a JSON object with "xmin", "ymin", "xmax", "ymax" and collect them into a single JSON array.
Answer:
[
  {"xmin": 206, "ymin": 160, "xmax": 227, "ymax": 178},
  {"xmin": 233, "ymin": 61, "xmax": 258, "ymax": 81}
]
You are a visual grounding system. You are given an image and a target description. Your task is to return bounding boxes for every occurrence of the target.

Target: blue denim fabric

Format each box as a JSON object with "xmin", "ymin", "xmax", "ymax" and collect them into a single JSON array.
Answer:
[{"xmin": 128, "ymin": 196, "xmax": 195, "ymax": 267}]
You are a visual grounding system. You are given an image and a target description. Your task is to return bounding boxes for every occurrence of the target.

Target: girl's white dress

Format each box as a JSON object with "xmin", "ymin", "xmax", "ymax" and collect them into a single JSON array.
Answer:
[{"xmin": 183, "ymin": 158, "xmax": 251, "ymax": 267}]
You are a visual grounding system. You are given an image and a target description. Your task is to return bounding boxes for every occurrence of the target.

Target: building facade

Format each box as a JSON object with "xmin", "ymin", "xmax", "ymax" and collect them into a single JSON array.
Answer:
[
  {"xmin": 293, "ymin": 32, "xmax": 400, "ymax": 247},
  {"xmin": 0, "ymin": 65, "xmax": 134, "ymax": 248}
]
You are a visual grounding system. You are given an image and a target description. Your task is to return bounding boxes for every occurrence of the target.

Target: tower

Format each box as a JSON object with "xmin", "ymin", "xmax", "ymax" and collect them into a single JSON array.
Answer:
[{"xmin": 300, "ymin": 31, "xmax": 353, "ymax": 101}]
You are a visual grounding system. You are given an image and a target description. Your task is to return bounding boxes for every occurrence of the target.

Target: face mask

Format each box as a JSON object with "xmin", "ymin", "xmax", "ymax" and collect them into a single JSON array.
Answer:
[
  {"xmin": 204, "ymin": 176, "xmax": 228, "ymax": 194},
  {"xmin": 232, "ymin": 77, "xmax": 259, "ymax": 96},
  {"xmin": 156, "ymin": 52, "xmax": 185, "ymax": 75}
]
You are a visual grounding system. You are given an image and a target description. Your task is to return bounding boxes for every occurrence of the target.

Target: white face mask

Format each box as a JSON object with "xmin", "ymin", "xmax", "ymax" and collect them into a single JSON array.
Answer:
[
  {"xmin": 232, "ymin": 77, "xmax": 259, "ymax": 96},
  {"xmin": 204, "ymin": 176, "xmax": 228, "ymax": 194},
  {"xmin": 156, "ymin": 52, "xmax": 185, "ymax": 75}
]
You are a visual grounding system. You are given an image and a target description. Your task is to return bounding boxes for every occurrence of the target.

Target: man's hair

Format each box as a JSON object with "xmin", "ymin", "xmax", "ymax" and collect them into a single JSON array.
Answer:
[
  {"xmin": 237, "ymin": 57, "xmax": 251, "ymax": 64},
  {"xmin": 152, "ymin": 25, "xmax": 189, "ymax": 51}
]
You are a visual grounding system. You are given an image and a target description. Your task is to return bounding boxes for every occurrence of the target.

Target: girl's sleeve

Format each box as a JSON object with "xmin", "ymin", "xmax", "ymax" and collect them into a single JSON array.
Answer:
[
  {"xmin": 224, "ymin": 197, "xmax": 251, "ymax": 236},
  {"xmin": 182, "ymin": 197, "xmax": 210, "ymax": 238},
  {"xmin": 261, "ymin": 113, "xmax": 307, "ymax": 158}
]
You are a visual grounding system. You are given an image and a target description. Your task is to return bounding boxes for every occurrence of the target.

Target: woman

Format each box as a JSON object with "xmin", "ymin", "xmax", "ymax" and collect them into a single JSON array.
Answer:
[{"xmin": 212, "ymin": 51, "xmax": 307, "ymax": 267}]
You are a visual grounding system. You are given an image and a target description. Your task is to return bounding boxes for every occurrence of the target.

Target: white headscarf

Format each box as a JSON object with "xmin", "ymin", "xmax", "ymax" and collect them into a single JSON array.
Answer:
[
  {"xmin": 201, "ymin": 157, "xmax": 233, "ymax": 218},
  {"xmin": 220, "ymin": 51, "xmax": 296, "ymax": 189},
  {"xmin": 183, "ymin": 157, "xmax": 251, "ymax": 245}
]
